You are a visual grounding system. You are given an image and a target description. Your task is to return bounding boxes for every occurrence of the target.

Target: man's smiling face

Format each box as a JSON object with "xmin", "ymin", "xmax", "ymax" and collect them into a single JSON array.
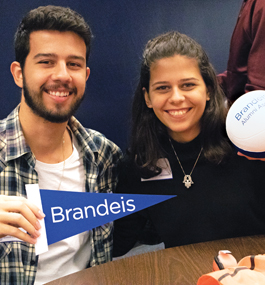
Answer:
[{"xmin": 21, "ymin": 30, "xmax": 90, "ymax": 123}]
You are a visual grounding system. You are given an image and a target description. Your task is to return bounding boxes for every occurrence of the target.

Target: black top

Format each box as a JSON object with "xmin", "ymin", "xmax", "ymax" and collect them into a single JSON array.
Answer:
[{"xmin": 113, "ymin": 135, "xmax": 265, "ymax": 257}]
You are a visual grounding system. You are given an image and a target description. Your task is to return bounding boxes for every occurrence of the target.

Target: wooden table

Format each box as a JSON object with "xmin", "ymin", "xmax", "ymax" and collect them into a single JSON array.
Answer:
[{"xmin": 46, "ymin": 235, "xmax": 265, "ymax": 285}]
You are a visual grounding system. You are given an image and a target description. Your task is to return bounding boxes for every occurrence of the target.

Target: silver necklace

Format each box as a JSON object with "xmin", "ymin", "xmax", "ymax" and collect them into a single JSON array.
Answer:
[
  {"xmin": 57, "ymin": 136, "xmax": 65, "ymax": 190},
  {"xmin": 169, "ymin": 138, "xmax": 203, "ymax": 189}
]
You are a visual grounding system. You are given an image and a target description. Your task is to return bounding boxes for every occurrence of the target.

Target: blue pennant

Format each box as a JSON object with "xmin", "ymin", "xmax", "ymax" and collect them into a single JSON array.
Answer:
[{"xmin": 39, "ymin": 190, "xmax": 176, "ymax": 245}]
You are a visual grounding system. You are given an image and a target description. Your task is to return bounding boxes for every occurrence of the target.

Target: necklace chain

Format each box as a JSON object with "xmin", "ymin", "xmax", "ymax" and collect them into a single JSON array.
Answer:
[
  {"xmin": 57, "ymin": 136, "xmax": 65, "ymax": 190},
  {"xmin": 169, "ymin": 138, "xmax": 203, "ymax": 189}
]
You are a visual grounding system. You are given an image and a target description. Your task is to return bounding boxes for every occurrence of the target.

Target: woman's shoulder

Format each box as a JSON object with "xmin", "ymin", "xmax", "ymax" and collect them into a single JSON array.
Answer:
[
  {"xmin": 119, "ymin": 152, "xmax": 136, "ymax": 169},
  {"xmin": 118, "ymin": 152, "xmax": 141, "ymax": 179}
]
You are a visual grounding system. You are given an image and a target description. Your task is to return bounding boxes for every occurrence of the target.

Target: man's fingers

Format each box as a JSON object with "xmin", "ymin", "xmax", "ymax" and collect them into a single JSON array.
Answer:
[
  {"xmin": 0, "ymin": 195, "xmax": 45, "ymax": 241},
  {"xmin": 0, "ymin": 200, "xmax": 42, "ymax": 231},
  {"xmin": 0, "ymin": 223, "xmax": 38, "ymax": 244},
  {"xmin": 0, "ymin": 195, "xmax": 45, "ymax": 219},
  {"xmin": 0, "ymin": 211, "xmax": 41, "ymax": 238}
]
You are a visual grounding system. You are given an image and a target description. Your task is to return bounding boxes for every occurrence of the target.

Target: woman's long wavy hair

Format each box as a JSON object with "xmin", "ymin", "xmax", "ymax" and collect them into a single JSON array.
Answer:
[{"xmin": 130, "ymin": 31, "xmax": 231, "ymax": 176}]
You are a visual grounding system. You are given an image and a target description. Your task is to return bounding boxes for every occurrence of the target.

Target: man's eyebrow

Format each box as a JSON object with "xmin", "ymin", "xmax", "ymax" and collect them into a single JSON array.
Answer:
[
  {"xmin": 68, "ymin": 55, "xmax": 86, "ymax": 62},
  {"xmin": 33, "ymin": 53, "xmax": 56, "ymax": 59},
  {"xmin": 33, "ymin": 54, "xmax": 85, "ymax": 62}
]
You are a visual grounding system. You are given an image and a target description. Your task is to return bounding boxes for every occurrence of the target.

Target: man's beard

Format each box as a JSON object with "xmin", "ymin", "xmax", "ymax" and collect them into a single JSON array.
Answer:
[{"xmin": 23, "ymin": 78, "xmax": 85, "ymax": 123}]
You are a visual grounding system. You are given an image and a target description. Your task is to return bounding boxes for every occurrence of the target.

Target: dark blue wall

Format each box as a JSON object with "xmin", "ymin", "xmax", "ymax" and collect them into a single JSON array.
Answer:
[{"xmin": 0, "ymin": 0, "xmax": 242, "ymax": 151}]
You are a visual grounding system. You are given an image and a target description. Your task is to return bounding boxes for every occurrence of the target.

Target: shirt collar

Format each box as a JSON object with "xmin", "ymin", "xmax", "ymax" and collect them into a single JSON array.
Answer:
[
  {"xmin": 2, "ymin": 105, "xmax": 99, "ymax": 163},
  {"xmin": 68, "ymin": 116, "xmax": 99, "ymax": 163}
]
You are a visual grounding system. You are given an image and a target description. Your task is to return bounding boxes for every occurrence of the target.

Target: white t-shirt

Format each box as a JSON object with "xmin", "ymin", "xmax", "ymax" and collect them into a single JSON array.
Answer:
[{"xmin": 34, "ymin": 136, "xmax": 91, "ymax": 284}]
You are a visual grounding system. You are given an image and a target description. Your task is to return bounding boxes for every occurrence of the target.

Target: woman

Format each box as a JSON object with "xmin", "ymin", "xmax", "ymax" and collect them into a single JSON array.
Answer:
[{"xmin": 113, "ymin": 31, "xmax": 265, "ymax": 257}]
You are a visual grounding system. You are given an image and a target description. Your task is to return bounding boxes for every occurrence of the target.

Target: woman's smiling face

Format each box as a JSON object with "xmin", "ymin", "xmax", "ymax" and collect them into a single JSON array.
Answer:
[{"xmin": 144, "ymin": 54, "xmax": 210, "ymax": 143}]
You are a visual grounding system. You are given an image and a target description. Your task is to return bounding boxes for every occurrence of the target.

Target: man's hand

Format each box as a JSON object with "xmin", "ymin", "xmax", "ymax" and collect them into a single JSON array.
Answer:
[{"xmin": 0, "ymin": 195, "xmax": 45, "ymax": 244}]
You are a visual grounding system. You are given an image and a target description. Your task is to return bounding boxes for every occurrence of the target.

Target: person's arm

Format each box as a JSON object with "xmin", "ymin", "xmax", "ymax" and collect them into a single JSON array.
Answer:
[
  {"xmin": 244, "ymin": 0, "xmax": 265, "ymax": 93},
  {"xmin": 237, "ymin": 152, "xmax": 265, "ymax": 161},
  {"xmin": 0, "ymin": 195, "xmax": 45, "ymax": 244},
  {"xmin": 218, "ymin": 0, "xmax": 265, "ymax": 101}
]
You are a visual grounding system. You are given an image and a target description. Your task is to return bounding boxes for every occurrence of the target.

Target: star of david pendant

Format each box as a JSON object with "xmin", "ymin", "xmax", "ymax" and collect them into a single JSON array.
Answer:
[{"xmin": 183, "ymin": 175, "xmax": 194, "ymax": 189}]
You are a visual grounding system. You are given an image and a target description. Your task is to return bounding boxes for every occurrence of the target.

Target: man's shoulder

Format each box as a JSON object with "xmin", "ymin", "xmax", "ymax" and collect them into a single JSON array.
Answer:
[
  {"xmin": 0, "ymin": 106, "xmax": 21, "ymax": 146},
  {"xmin": 83, "ymin": 127, "xmax": 122, "ymax": 159},
  {"xmin": 0, "ymin": 107, "xmax": 19, "ymax": 132},
  {"xmin": 69, "ymin": 117, "xmax": 122, "ymax": 160},
  {"xmin": 83, "ymin": 127, "xmax": 107, "ymax": 141},
  {"xmin": 0, "ymin": 117, "xmax": 8, "ymax": 168},
  {"xmin": 84, "ymin": 128, "xmax": 117, "ymax": 148},
  {"xmin": 0, "ymin": 116, "xmax": 8, "ymax": 150},
  {"xmin": 0, "ymin": 116, "xmax": 7, "ymax": 132}
]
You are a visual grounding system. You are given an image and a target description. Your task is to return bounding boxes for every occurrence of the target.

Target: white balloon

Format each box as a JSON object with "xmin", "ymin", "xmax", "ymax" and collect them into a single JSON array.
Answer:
[{"xmin": 226, "ymin": 90, "xmax": 265, "ymax": 158}]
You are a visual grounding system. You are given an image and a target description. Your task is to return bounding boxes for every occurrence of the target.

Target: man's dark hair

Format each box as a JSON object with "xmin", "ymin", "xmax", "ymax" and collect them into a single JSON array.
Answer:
[{"xmin": 14, "ymin": 5, "xmax": 92, "ymax": 69}]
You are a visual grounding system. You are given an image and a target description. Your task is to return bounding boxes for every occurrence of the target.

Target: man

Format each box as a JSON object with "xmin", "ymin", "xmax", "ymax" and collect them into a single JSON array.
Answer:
[
  {"xmin": 0, "ymin": 5, "xmax": 122, "ymax": 284},
  {"xmin": 218, "ymin": 0, "xmax": 265, "ymax": 105}
]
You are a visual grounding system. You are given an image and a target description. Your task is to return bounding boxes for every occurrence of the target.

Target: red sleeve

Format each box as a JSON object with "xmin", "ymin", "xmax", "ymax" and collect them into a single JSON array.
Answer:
[{"xmin": 245, "ymin": 0, "xmax": 265, "ymax": 92}]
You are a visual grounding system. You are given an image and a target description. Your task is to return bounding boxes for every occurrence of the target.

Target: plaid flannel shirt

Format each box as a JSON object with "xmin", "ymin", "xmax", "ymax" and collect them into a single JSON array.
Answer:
[{"xmin": 0, "ymin": 106, "xmax": 122, "ymax": 284}]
